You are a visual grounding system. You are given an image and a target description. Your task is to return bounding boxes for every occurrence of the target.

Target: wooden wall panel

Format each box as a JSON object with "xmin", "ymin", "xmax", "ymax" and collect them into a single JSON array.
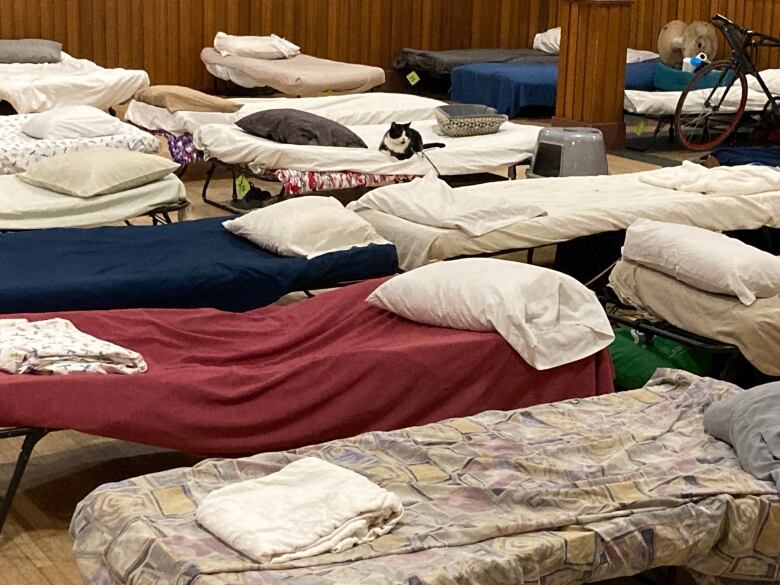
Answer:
[{"xmin": 0, "ymin": 0, "xmax": 777, "ymax": 88}]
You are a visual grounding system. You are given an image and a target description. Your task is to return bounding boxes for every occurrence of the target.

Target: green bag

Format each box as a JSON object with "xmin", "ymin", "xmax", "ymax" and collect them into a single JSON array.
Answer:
[{"xmin": 610, "ymin": 326, "xmax": 713, "ymax": 390}]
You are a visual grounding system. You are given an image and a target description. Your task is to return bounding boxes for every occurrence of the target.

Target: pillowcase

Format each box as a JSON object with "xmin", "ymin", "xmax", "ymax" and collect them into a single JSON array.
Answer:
[
  {"xmin": 135, "ymin": 85, "xmax": 242, "ymax": 114},
  {"xmin": 0, "ymin": 39, "xmax": 62, "ymax": 64},
  {"xmin": 18, "ymin": 148, "xmax": 180, "ymax": 198},
  {"xmin": 622, "ymin": 219, "xmax": 780, "ymax": 306},
  {"xmin": 349, "ymin": 172, "xmax": 546, "ymax": 236},
  {"xmin": 533, "ymin": 27, "xmax": 561, "ymax": 54},
  {"xmin": 223, "ymin": 197, "xmax": 388, "ymax": 258},
  {"xmin": 236, "ymin": 109, "xmax": 368, "ymax": 149},
  {"xmin": 22, "ymin": 106, "xmax": 122, "ymax": 140},
  {"xmin": 366, "ymin": 259, "xmax": 614, "ymax": 370},
  {"xmin": 214, "ymin": 32, "xmax": 300, "ymax": 59}
]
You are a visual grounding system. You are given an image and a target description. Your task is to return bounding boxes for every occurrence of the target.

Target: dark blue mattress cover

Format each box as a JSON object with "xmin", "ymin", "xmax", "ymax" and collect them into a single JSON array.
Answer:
[
  {"xmin": 0, "ymin": 217, "xmax": 398, "ymax": 313},
  {"xmin": 451, "ymin": 59, "xmax": 659, "ymax": 117}
]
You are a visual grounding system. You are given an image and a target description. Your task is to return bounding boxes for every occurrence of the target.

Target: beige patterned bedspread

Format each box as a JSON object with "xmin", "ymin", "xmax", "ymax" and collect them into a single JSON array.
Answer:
[{"xmin": 71, "ymin": 370, "xmax": 780, "ymax": 585}]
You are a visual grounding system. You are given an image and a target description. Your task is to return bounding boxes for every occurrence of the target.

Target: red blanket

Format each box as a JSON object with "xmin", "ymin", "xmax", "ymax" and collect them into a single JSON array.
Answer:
[{"xmin": 0, "ymin": 279, "xmax": 613, "ymax": 455}]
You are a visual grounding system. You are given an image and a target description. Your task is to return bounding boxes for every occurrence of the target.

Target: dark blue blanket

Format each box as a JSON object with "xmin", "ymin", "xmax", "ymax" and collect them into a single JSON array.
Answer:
[
  {"xmin": 0, "ymin": 217, "xmax": 398, "ymax": 313},
  {"xmin": 712, "ymin": 146, "xmax": 780, "ymax": 167},
  {"xmin": 451, "ymin": 59, "xmax": 659, "ymax": 117}
]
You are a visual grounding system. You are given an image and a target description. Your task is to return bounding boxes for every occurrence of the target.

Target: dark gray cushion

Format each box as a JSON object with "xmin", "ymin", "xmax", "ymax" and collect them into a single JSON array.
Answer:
[
  {"xmin": 0, "ymin": 39, "xmax": 62, "ymax": 64},
  {"xmin": 236, "ymin": 109, "xmax": 367, "ymax": 149},
  {"xmin": 704, "ymin": 381, "xmax": 780, "ymax": 490}
]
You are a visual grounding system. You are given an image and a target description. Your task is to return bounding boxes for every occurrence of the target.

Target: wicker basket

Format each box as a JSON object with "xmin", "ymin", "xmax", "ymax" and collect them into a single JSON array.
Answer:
[{"xmin": 435, "ymin": 104, "xmax": 508, "ymax": 137}]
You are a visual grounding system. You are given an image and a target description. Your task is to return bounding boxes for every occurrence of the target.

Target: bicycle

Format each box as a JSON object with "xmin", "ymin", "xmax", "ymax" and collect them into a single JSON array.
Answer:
[{"xmin": 674, "ymin": 14, "xmax": 780, "ymax": 151}]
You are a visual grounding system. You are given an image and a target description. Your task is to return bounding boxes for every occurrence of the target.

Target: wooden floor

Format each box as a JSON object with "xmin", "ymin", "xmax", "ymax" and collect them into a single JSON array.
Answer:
[{"xmin": 0, "ymin": 136, "xmax": 699, "ymax": 583}]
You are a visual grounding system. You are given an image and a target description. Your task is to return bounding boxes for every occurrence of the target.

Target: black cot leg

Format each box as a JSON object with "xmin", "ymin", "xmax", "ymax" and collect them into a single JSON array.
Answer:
[{"xmin": 0, "ymin": 427, "xmax": 48, "ymax": 536}]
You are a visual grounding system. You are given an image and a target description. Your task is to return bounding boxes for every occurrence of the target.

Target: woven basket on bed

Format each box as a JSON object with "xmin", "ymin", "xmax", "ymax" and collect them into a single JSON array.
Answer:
[{"xmin": 435, "ymin": 104, "xmax": 508, "ymax": 137}]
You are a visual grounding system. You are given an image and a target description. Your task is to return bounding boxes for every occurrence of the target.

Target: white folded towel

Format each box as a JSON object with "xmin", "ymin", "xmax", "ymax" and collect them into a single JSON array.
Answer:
[
  {"xmin": 348, "ymin": 171, "xmax": 546, "ymax": 236},
  {"xmin": 196, "ymin": 457, "xmax": 404, "ymax": 566},
  {"xmin": 0, "ymin": 318, "xmax": 147, "ymax": 375},
  {"xmin": 639, "ymin": 161, "xmax": 780, "ymax": 196}
]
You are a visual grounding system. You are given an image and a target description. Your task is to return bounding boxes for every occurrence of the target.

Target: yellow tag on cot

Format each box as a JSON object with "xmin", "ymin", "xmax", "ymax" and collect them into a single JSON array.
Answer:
[
  {"xmin": 634, "ymin": 118, "xmax": 647, "ymax": 137},
  {"xmin": 235, "ymin": 174, "xmax": 251, "ymax": 198},
  {"xmin": 406, "ymin": 71, "xmax": 421, "ymax": 86}
]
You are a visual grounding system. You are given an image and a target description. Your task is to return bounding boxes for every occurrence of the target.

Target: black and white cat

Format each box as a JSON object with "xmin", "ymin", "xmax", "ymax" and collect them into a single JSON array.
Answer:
[{"xmin": 379, "ymin": 122, "xmax": 445, "ymax": 160}]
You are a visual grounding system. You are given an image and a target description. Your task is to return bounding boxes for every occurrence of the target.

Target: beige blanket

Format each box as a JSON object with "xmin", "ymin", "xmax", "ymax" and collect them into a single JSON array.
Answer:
[
  {"xmin": 609, "ymin": 259, "xmax": 780, "ymax": 375},
  {"xmin": 201, "ymin": 48, "xmax": 385, "ymax": 96}
]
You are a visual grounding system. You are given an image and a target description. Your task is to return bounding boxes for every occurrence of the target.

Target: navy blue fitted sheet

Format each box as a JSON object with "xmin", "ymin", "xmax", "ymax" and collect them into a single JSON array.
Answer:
[
  {"xmin": 0, "ymin": 217, "xmax": 398, "ymax": 313},
  {"xmin": 451, "ymin": 60, "xmax": 659, "ymax": 117}
]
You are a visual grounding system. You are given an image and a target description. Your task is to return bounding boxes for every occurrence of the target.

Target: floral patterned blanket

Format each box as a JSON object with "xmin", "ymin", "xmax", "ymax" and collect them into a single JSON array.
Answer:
[
  {"xmin": 0, "ymin": 115, "xmax": 159, "ymax": 174},
  {"xmin": 71, "ymin": 371, "xmax": 780, "ymax": 585}
]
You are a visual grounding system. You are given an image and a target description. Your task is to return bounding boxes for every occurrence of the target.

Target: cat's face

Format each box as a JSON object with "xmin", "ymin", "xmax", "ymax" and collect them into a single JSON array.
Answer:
[{"xmin": 388, "ymin": 122, "xmax": 412, "ymax": 140}]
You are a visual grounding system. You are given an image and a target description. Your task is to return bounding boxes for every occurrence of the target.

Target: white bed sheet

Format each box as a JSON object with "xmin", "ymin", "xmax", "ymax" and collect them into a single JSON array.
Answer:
[
  {"xmin": 0, "ymin": 53, "xmax": 149, "ymax": 114},
  {"xmin": 355, "ymin": 171, "xmax": 780, "ymax": 270},
  {"xmin": 125, "ymin": 93, "xmax": 447, "ymax": 136},
  {"xmin": 0, "ymin": 174, "xmax": 187, "ymax": 230},
  {"xmin": 625, "ymin": 69, "xmax": 780, "ymax": 116},
  {"xmin": 0, "ymin": 114, "xmax": 159, "ymax": 175},
  {"xmin": 194, "ymin": 120, "xmax": 542, "ymax": 176}
]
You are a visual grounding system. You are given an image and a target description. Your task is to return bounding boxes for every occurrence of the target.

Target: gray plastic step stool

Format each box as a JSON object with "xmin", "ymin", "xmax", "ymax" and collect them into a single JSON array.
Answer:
[{"xmin": 527, "ymin": 127, "xmax": 608, "ymax": 178}]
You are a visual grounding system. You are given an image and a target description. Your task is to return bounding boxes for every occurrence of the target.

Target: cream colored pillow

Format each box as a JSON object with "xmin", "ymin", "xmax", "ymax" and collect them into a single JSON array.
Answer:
[{"xmin": 18, "ymin": 148, "xmax": 179, "ymax": 198}]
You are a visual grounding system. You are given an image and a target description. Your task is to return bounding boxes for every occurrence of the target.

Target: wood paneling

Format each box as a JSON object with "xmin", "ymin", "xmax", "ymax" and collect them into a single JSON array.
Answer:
[
  {"xmin": 0, "ymin": 0, "xmax": 556, "ymax": 88},
  {"xmin": 0, "ymin": 0, "xmax": 777, "ymax": 87}
]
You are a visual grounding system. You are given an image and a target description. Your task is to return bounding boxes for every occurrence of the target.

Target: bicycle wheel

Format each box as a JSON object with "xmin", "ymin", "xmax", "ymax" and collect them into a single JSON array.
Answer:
[{"xmin": 674, "ymin": 60, "xmax": 748, "ymax": 151}]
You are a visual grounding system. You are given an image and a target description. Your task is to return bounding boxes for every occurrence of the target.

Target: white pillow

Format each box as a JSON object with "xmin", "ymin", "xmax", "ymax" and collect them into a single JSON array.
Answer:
[
  {"xmin": 214, "ymin": 32, "xmax": 300, "ymax": 60},
  {"xmin": 22, "ymin": 105, "xmax": 122, "ymax": 140},
  {"xmin": 366, "ymin": 259, "xmax": 614, "ymax": 370},
  {"xmin": 622, "ymin": 219, "xmax": 780, "ymax": 305},
  {"xmin": 348, "ymin": 171, "xmax": 546, "ymax": 237},
  {"xmin": 533, "ymin": 27, "xmax": 561, "ymax": 54},
  {"xmin": 223, "ymin": 196, "xmax": 388, "ymax": 258}
]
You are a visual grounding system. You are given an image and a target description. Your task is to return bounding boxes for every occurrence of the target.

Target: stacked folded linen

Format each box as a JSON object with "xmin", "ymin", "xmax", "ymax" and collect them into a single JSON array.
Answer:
[
  {"xmin": 638, "ymin": 161, "xmax": 780, "ymax": 196},
  {"xmin": 0, "ymin": 318, "xmax": 147, "ymax": 375},
  {"xmin": 348, "ymin": 171, "xmax": 546, "ymax": 236},
  {"xmin": 214, "ymin": 32, "xmax": 300, "ymax": 60},
  {"xmin": 196, "ymin": 457, "xmax": 404, "ymax": 565}
]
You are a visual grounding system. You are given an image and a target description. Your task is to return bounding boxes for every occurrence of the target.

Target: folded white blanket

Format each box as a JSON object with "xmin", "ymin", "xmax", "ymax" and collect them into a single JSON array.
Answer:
[
  {"xmin": 196, "ymin": 457, "xmax": 404, "ymax": 566},
  {"xmin": 348, "ymin": 172, "xmax": 546, "ymax": 236},
  {"xmin": 639, "ymin": 161, "xmax": 780, "ymax": 196},
  {"xmin": 0, "ymin": 318, "xmax": 147, "ymax": 375}
]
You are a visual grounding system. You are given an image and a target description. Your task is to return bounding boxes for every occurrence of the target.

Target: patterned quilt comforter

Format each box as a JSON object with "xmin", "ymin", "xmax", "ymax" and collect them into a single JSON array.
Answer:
[
  {"xmin": 71, "ymin": 371, "xmax": 780, "ymax": 585},
  {"xmin": 0, "ymin": 115, "xmax": 159, "ymax": 174}
]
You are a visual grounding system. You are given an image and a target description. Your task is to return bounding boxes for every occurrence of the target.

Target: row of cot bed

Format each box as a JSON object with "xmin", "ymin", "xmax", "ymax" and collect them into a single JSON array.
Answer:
[{"xmin": 0, "ymin": 34, "xmax": 779, "ymax": 585}]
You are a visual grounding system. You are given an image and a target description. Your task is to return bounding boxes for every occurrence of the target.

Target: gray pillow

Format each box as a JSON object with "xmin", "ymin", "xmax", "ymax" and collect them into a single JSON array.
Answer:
[
  {"xmin": 0, "ymin": 39, "xmax": 62, "ymax": 64},
  {"xmin": 236, "ymin": 109, "xmax": 367, "ymax": 149},
  {"xmin": 704, "ymin": 381, "xmax": 780, "ymax": 490}
]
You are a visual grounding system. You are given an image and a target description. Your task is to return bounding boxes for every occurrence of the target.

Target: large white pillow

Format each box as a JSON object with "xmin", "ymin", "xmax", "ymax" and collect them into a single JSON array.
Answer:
[
  {"xmin": 366, "ymin": 259, "xmax": 614, "ymax": 370},
  {"xmin": 622, "ymin": 219, "xmax": 780, "ymax": 305},
  {"xmin": 214, "ymin": 32, "xmax": 300, "ymax": 60},
  {"xmin": 348, "ymin": 171, "xmax": 546, "ymax": 237},
  {"xmin": 223, "ymin": 196, "xmax": 389, "ymax": 258},
  {"xmin": 23, "ymin": 105, "xmax": 122, "ymax": 140},
  {"xmin": 533, "ymin": 27, "xmax": 561, "ymax": 54}
]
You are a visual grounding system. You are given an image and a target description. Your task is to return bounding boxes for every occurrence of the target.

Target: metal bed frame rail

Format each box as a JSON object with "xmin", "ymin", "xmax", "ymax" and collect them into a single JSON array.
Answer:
[{"xmin": 0, "ymin": 427, "xmax": 49, "ymax": 536}]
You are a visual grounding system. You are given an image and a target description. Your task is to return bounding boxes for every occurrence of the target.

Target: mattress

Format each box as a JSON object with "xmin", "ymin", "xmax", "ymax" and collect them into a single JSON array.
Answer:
[
  {"xmin": 195, "ymin": 120, "xmax": 542, "ymax": 176},
  {"xmin": 0, "ymin": 52, "xmax": 149, "ymax": 114},
  {"xmin": 0, "ymin": 217, "xmax": 398, "ymax": 313},
  {"xmin": 625, "ymin": 68, "xmax": 780, "ymax": 116},
  {"xmin": 609, "ymin": 259, "xmax": 780, "ymax": 376},
  {"xmin": 393, "ymin": 47, "xmax": 558, "ymax": 78},
  {"xmin": 70, "ymin": 371, "xmax": 780, "ymax": 585},
  {"xmin": 353, "ymin": 170, "xmax": 780, "ymax": 270},
  {"xmin": 125, "ymin": 93, "xmax": 446, "ymax": 136},
  {"xmin": 0, "ymin": 113, "xmax": 159, "ymax": 174},
  {"xmin": 0, "ymin": 279, "xmax": 614, "ymax": 455},
  {"xmin": 451, "ymin": 59, "xmax": 659, "ymax": 117},
  {"xmin": 0, "ymin": 174, "xmax": 187, "ymax": 230},
  {"xmin": 201, "ymin": 48, "xmax": 385, "ymax": 96}
]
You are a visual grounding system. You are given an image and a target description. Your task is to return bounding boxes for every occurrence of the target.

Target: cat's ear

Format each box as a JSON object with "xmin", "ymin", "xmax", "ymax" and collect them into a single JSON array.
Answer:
[
  {"xmin": 403, "ymin": 122, "xmax": 412, "ymax": 129},
  {"xmin": 390, "ymin": 121, "xmax": 399, "ymax": 129}
]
